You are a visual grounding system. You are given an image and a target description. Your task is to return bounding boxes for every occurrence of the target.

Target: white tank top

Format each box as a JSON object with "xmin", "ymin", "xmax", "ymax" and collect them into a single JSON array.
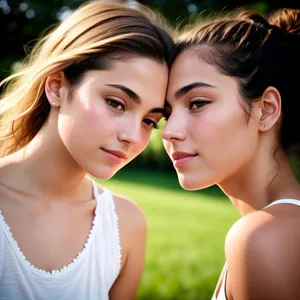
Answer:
[
  {"xmin": 211, "ymin": 198, "xmax": 300, "ymax": 300},
  {"xmin": 0, "ymin": 180, "xmax": 121, "ymax": 300}
]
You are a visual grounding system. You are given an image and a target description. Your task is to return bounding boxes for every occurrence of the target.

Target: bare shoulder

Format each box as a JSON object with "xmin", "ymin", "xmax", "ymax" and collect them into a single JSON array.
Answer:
[
  {"xmin": 94, "ymin": 181, "xmax": 146, "ymax": 229},
  {"xmin": 93, "ymin": 182, "xmax": 147, "ymax": 232},
  {"xmin": 111, "ymin": 191, "xmax": 147, "ymax": 231},
  {"xmin": 107, "ymin": 190, "xmax": 148, "ymax": 299},
  {"xmin": 226, "ymin": 204, "xmax": 300, "ymax": 253},
  {"xmin": 105, "ymin": 189, "xmax": 147, "ymax": 268},
  {"xmin": 225, "ymin": 206, "xmax": 300, "ymax": 299}
]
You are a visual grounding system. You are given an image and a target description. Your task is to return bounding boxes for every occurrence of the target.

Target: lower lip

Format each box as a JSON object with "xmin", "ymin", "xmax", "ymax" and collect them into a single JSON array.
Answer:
[
  {"xmin": 174, "ymin": 155, "xmax": 197, "ymax": 167},
  {"xmin": 101, "ymin": 148, "xmax": 125, "ymax": 164}
]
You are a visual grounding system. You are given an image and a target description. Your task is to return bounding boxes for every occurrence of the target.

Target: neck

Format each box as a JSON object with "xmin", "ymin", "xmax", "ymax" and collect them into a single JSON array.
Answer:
[
  {"xmin": 0, "ymin": 119, "xmax": 89, "ymax": 199},
  {"xmin": 218, "ymin": 150, "xmax": 300, "ymax": 216}
]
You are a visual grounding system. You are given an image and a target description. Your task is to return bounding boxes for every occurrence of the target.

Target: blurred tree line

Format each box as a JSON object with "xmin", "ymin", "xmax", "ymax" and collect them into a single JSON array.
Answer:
[
  {"xmin": 1, "ymin": 0, "xmax": 299, "ymax": 170},
  {"xmin": 1, "ymin": 0, "xmax": 299, "ymax": 81}
]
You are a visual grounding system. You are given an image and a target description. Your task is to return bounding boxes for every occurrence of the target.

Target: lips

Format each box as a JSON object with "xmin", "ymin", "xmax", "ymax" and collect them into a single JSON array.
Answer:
[
  {"xmin": 171, "ymin": 151, "xmax": 198, "ymax": 168},
  {"xmin": 101, "ymin": 148, "xmax": 127, "ymax": 159},
  {"xmin": 172, "ymin": 151, "xmax": 197, "ymax": 161}
]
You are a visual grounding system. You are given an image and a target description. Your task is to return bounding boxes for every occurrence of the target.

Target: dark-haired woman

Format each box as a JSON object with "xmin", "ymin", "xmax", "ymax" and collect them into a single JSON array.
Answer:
[{"xmin": 163, "ymin": 8, "xmax": 300, "ymax": 300}]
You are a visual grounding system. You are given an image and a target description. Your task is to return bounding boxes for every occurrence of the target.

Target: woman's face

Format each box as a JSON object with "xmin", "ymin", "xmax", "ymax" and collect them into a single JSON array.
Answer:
[
  {"xmin": 162, "ymin": 48, "xmax": 261, "ymax": 190},
  {"xmin": 56, "ymin": 57, "xmax": 169, "ymax": 180}
]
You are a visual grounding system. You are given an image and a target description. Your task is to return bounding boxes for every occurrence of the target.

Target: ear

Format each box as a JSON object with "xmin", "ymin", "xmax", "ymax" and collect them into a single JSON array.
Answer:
[
  {"xmin": 45, "ymin": 72, "xmax": 68, "ymax": 108},
  {"xmin": 258, "ymin": 86, "xmax": 281, "ymax": 132}
]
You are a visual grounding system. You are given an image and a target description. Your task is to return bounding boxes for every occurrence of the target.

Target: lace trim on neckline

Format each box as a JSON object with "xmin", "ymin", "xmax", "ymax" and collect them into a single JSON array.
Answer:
[
  {"xmin": 92, "ymin": 181, "xmax": 122, "ymax": 277},
  {"xmin": 110, "ymin": 192, "xmax": 122, "ymax": 274},
  {"xmin": 0, "ymin": 181, "xmax": 107, "ymax": 278}
]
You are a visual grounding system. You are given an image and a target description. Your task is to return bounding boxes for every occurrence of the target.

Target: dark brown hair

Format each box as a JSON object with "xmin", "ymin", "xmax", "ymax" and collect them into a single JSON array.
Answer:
[{"xmin": 176, "ymin": 8, "xmax": 300, "ymax": 159}]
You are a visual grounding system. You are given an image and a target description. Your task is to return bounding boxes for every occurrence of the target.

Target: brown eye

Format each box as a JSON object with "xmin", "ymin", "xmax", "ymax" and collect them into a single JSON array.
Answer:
[
  {"xmin": 106, "ymin": 98, "xmax": 124, "ymax": 111},
  {"xmin": 143, "ymin": 119, "xmax": 159, "ymax": 129},
  {"xmin": 189, "ymin": 100, "xmax": 210, "ymax": 109}
]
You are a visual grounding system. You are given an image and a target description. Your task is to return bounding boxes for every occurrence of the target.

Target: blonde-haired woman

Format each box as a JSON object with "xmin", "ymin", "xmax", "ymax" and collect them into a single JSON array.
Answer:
[{"xmin": 0, "ymin": 1, "xmax": 174, "ymax": 299}]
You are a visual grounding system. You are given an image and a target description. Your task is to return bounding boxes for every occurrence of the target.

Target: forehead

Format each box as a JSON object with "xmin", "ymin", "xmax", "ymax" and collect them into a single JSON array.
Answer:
[
  {"xmin": 83, "ymin": 57, "xmax": 168, "ymax": 104},
  {"xmin": 167, "ymin": 48, "xmax": 236, "ymax": 99}
]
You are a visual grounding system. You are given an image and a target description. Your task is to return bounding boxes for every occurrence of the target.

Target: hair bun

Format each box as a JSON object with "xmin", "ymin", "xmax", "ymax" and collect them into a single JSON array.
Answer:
[
  {"xmin": 237, "ymin": 11, "xmax": 270, "ymax": 28},
  {"xmin": 268, "ymin": 8, "xmax": 300, "ymax": 36}
]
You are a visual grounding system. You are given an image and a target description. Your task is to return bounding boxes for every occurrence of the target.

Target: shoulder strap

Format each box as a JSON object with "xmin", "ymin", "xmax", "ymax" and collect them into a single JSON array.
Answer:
[
  {"xmin": 264, "ymin": 199, "xmax": 300, "ymax": 209},
  {"xmin": 91, "ymin": 180, "xmax": 122, "ymax": 290},
  {"xmin": 212, "ymin": 263, "xmax": 228, "ymax": 300}
]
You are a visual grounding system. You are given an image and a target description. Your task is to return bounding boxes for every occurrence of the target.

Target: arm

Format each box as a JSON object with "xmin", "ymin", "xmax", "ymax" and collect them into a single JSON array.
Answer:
[
  {"xmin": 226, "ymin": 211, "xmax": 300, "ymax": 300},
  {"xmin": 109, "ymin": 195, "xmax": 147, "ymax": 300}
]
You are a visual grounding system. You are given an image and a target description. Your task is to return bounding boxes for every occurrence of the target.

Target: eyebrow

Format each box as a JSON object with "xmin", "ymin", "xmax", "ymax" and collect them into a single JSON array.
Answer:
[
  {"xmin": 149, "ymin": 107, "xmax": 165, "ymax": 114},
  {"xmin": 106, "ymin": 84, "xmax": 164, "ymax": 114},
  {"xmin": 105, "ymin": 84, "xmax": 141, "ymax": 104},
  {"xmin": 174, "ymin": 82, "xmax": 216, "ymax": 99}
]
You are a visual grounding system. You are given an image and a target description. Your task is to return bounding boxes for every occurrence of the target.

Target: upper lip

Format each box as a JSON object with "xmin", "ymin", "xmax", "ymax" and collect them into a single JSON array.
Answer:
[
  {"xmin": 101, "ymin": 148, "xmax": 127, "ymax": 159},
  {"xmin": 172, "ymin": 151, "xmax": 198, "ymax": 160}
]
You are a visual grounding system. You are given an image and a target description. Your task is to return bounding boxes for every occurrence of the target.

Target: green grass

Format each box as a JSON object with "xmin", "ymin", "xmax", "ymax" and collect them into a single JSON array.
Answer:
[{"xmin": 95, "ymin": 168, "xmax": 239, "ymax": 300}]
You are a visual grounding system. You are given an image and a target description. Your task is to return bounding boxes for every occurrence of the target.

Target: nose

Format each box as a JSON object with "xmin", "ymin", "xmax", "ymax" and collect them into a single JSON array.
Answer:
[
  {"xmin": 162, "ymin": 113, "xmax": 186, "ymax": 142},
  {"xmin": 118, "ymin": 120, "xmax": 142, "ymax": 145}
]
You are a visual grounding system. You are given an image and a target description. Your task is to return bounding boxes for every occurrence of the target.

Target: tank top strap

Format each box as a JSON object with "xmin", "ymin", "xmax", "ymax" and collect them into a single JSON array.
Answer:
[
  {"xmin": 264, "ymin": 198, "xmax": 300, "ymax": 209},
  {"xmin": 91, "ymin": 179, "xmax": 106, "ymax": 211},
  {"xmin": 90, "ymin": 179, "xmax": 122, "ymax": 289},
  {"xmin": 212, "ymin": 263, "xmax": 228, "ymax": 300},
  {"xmin": 91, "ymin": 180, "xmax": 116, "ymax": 216}
]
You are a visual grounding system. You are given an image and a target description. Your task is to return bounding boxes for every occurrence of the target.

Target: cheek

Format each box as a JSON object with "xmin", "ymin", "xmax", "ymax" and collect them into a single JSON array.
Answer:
[
  {"xmin": 201, "ymin": 110, "xmax": 258, "ymax": 174},
  {"xmin": 192, "ymin": 104, "xmax": 248, "ymax": 147},
  {"xmin": 58, "ymin": 99, "xmax": 117, "ymax": 151},
  {"xmin": 179, "ymin": 113, "xmax": 253, "ymax": 190},
  {"xmin": 77, "ymin": 99, "xmax": 114, "ymax": 132},
  {"xmin": 190, "ymin": 106, "xmax": 258, "ymax": 170},
  {"xmin": 71, "ymin": 99, "xmax": 119, "ymax": 132}
]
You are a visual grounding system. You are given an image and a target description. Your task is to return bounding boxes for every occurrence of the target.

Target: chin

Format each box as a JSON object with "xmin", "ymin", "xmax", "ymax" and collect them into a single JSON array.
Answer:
[
  {"xmin": 87, "ymin": 165, "xmax": 120, "ymax": 181},
  {"xmin": 178, "ymin": 173, "xmax": 214, "ymax": 191}
]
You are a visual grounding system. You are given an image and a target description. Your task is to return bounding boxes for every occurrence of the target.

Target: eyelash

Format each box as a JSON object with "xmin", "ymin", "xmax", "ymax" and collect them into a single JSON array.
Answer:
[
  {"xmin": 106, "ymin": 98, "xmax": 125, "ymax": 111},
  {"xmin": 143, "ymin": 119, "xmax": 159, "ymax": 129},
  {"xmin": 164, "ymin": 100, "xmax": 210, "ymax": 121},
  {"xmin": 189, "ymin": 100, "xmax": 210, "ymax": 109},
  {"xmin": 106, "ymin": 98, "xmax": 159, "ymax": 129}
]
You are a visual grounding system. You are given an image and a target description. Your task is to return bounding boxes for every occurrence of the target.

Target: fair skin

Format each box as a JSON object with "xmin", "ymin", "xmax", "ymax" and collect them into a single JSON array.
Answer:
[
  {"xmin": 0, "ymin": 56, "xmax": 169, "ymax": 300},
  {"xmin": 163, "ymin": 48, "xmax": 300, "ymax": 300}
]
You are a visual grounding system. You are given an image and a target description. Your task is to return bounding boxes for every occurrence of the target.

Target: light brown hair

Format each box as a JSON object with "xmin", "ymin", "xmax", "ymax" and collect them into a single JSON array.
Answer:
[{"xmin": 0, "ymin": 0, "xmax": 175, "ymax": 157}]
